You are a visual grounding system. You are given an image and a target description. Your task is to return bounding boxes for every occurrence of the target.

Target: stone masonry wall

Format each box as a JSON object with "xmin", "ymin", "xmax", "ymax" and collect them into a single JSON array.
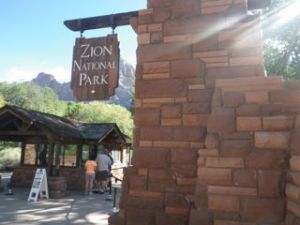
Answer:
[
  {"xmin": 108, "ymin": 0, "xmax": 270, "ymax": 225},
  {"xmin": 192, "ymin": 76, "xmax": 300, "ymax": 225}
]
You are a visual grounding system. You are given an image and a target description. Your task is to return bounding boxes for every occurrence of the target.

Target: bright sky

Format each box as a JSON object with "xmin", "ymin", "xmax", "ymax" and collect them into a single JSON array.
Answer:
[{"xmin": 0, "ymin": 0, "xmax": 146, "ymax": 83}]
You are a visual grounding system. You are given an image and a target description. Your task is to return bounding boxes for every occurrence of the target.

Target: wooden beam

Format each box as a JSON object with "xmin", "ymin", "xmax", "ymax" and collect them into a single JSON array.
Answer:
[
  {"xmin": 64, "ymin": 0, "xmax": 271, "ymax": 33},
  {"xmin": 64, "ymin": 11, "xmax": 139, "ymax": 32},
  {"xmin": 248, "ymin": 0, "xmax": 271, "ymax": 10}
]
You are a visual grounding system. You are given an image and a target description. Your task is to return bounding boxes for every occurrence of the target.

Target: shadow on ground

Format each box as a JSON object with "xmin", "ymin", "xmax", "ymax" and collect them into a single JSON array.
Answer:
[{"xmin": 0, "ymin": 181, "xmax": 119, "ymax": 225}]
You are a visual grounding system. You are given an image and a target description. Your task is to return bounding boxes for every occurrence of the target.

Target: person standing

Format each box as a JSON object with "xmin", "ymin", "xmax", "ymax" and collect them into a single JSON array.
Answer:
[
  {"xmin": 96, "ymin": 150, "xmax": 113, "ymax": 194},
  {"xmin": 84, "ymin": 155, "xmax": 97, "ymax": 195}
]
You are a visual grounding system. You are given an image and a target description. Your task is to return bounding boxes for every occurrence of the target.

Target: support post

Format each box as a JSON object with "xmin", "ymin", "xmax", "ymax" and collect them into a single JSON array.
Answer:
[
  {"xmin": 76, "ymin": 143, "xmax": 83, "ymax": 167},
  {"xmin": 20, "ymin": 142, "xmax": 26, "ymax": 166},
  {"xmin": 47, "ymin": 143, "xmax": 55, "ymax": 176}
]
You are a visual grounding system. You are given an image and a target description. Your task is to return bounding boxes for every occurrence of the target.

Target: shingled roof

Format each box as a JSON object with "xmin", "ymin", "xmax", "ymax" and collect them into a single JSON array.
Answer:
[{"xmin": 0, "ymin": 105, "xmax": 129, "ymax": 144}]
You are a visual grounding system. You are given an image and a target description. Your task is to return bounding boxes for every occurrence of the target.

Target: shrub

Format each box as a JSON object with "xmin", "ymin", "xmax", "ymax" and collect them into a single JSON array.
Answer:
[{"xmin": 0, "ymin": 148, "xmax": 21, "ymax": 171}]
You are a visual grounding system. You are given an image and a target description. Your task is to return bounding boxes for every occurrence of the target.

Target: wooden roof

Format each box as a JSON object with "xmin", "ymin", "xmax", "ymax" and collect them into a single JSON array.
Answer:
[{"xmin": 0, "ymin": 105, "xmax": 129, "ymax": 145}]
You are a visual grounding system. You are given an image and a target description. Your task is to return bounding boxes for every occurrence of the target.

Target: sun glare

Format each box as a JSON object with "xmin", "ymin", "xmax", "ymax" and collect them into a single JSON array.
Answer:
[{"xmin": 265, "ymin": 0, "xmax": 300, "ymax": 29}]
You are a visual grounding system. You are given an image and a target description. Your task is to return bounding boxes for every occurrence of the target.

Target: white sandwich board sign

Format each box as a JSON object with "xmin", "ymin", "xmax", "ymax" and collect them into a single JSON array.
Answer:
[{"xmin": 28, "ymin": 168, "xmax": 49, "ymax": 202}]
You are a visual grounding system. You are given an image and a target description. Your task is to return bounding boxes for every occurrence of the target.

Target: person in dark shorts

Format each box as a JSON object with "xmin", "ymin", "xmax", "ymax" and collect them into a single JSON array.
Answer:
[{"xmin": 95, "ymin": 150, "xmax": 113, "ymax": 194}]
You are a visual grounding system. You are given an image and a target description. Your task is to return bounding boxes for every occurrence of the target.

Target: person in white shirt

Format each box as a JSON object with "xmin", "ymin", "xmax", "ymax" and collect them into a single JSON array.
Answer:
[{"xmin": 95, "ymin": 150, "xmax": 113, "ymax": 194}]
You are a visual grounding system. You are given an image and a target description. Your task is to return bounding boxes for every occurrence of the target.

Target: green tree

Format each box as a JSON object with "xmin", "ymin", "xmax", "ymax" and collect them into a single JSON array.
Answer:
[
  {"xmin": 65, "ymin": 101, "xmax": 133, "ymax": 137},
  {"xmin": 263, "ymin": 0, "xmax": 300, "ymax": 80},
  {"xmin": 0, "ymin": 82, "xmax": 66, "ymax": 116}
]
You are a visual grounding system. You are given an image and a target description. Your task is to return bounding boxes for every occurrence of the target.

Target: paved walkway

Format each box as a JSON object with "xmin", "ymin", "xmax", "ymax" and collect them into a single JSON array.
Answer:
[{"xmin": 0, "ymin": 174, "xmax": 119, "ymax": 225}]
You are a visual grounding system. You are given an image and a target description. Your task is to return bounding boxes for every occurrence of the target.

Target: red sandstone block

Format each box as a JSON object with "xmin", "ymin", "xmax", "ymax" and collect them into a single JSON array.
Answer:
[
  {"xmin": 270, "ymin": 90, "xmax": 300, "ymax": 104},
  {"xmin": 261, "ymin": 104, "xmax": 284, "ymax": 116},
  {"xmin": 153, "ymin": 7, "xmax": 171, "ymax": 22},
  {"xmin": 254, "ymin": 132, "xmax": 290, "ymax": 149},
  {"xmin": 164, "ymin": 34, "xmax": 188, "ymax": 43},
  {"xmin": 164, "ymin": 15, "xmax": 221, "ymax": 36},
  {"xmin": 148, "ymin": 168, "xmax": 174, "ymax": 183},
  {"xmin": 165, "ymin": 207, "xmax": 189, "ymax": 215},
  {"xmin": 135, "ymin": 79, "xmax": 187, "ymax": 98},
  {"xmin": 139, "ymin": 140, "xmax": 152, "ymax": 147},
  {"xmin": 140, "ymin": 127, "xmax": 173, "ymax": 141},
  {"xmin": 171, "ymin": 59, "xmax": 205, "ymax": 79},
  {"xmin": 138, "ymin": 33, "xmax": 151, "ymax": 45},
  {"xmin": 143, "ymin": 73, "xmax": 169, "ymax": 80},
  {"xmin": 223, "ymin": 92, "xmax": 245, "ymax": 107},
  {"xmin": 198, "ymin": 168, "xmax": 233, "ymax": 185},
  {"xmin": 137, "ymin": 43, "xmax": 191, "ymax": 63},
  {"xmin": 221, "ymin": 140, "xmax": 252, "ymax": 158},
  {"xmin": 216, "ymin": 77, "xmax": 283, "ymax": 92},
  {"xmin": 246, "ymin": 150, "xmax": 288, "ymax": 169},
  {"xmin": 236, "ymin": 104, "xmax": 260, "ymax": 116},
  {"xmin": 161, "ymin": 104, "xmax": 181, "ymax": 118},
  {"xmin": 183, "ymin": 102, "xmax": 210, "ymax": 114},
  {"xmin": 258, "ymin": 170, "xmax": 284, "ymax": 197},
  {"xmin": 172, "ymin": 163, "xmax": 197, "ymax": 178},
  {"xmin": 233, "ymin": 169, "xmax": 257, "ymax": 187},
  {"xmin": 198, "ymin": 149, "xmax": 219, "ymax": 157},
  {"xmin": 151, "ymin": 32, "xmax": 163, "ymax": 44},
  {"xmin": 287, "ymin": 201, "xmax": 300, "ymax": 218},
  {"xmin": 214, "ymin": 220, "xmax": 255, "ymax": 225},
  {"xmin": 182, "ymin": 114, "xmax": 209, "ymax": 126},
  {"xmin": 188, "ymin": 89, "xmax": 213, "ymax": 102},
  {"xmin": 291, "ymin": 172, "xmax": 300, "ymax": 186},
  {"xmin": 153, "ymin": 141, "xmax": 190, "ymax": 148},
  {"xmin": 192, "ymin": 34, "xmax": 219, "ymax": 51},
  {"xmin": 208, "ymin": 195, "xmax": 240, "ymax": 212},
  {"xmin": 198, "ymin": 157, "xmax": 205, "ymax": 167},
  {"xmin": 126, "ymin": 196, "xmax": 163, "ymax": 210},
  {"xmin": 229, "ymin": 56, "xmax": 263, "ymax": 66},
  {"xmin": 205, "ymin": 134, "xmax": 220, "ymax": 149},
  {"xmin": 156, "ymin": 212, "xmax": 188, "ymax": 225},
  {"xmin": 241, "ymin": 198, "xmax": 285, "ymax": 223},
  {"xmin": 171, "ymin": 0, "xmax": 201, "ymax": 18},
  {"xmin": 165, "ymin": 192, "xmax": 189, "ymax": 209},
  {"xmin": 291, "ymin": 131, "xmax": 300, "ymax": 154},
  {"xmin": 206, "ymin": 157, "xmax": 244, "ymax": 169},
  {"xmin": 189, "ymin": 209, "xmax": 213, "ymax": 225},
  {"xmin": 137, "ymin": 168, "xmax": 148, "ymax": 176},
  {"xmin": 291, "ymin": 156, "xmax": 300, "ymax": 172},
  {"xmin": 129, "ymin": 176, "xmax": 147, "ymax": 190},
  {"xmin": 208, "ymin": 185, "xmax": 257, "ymax": 196},
  {"xmin": 262, "ymin": 116, "xmax": 293, "ymax": 131},
  {"xmin": 132, "ymin": 149, "xmax": 170, "ymax": 168},
  {"xmin": 286, "ymin": 183, "xmax": 300, "ymax": 202},
  {"xmin": 138, "ymin": 25, "xmax": 148, "ymax": 33},
  {"xmin": 190, "ymin": 142, "xmax": 204, "ymax": 148},
  {"xmin": 208, "ymin": 108, "xmax": 235, "ymax": 134},
  {"xmin": 174, "ymin": 127, "xmax": 206, "ymax": 142},
  {"xmin": 171, "ymin": 149, "xmax": 197, "ymax": 164},
  {"xmin": 206, "ymin": 66, "xmax": 262, "ymax": 87},
  {"xmin": 161, "ymin": 118, "xmax": 182, "ymax": 126},
  {"xmin": 126, "ymin": 209, "xmax": 153, "ymax": 225},
  {"xmin": 148, "ymin": 23, "xmax": 162, "ymax": 32},
  {"xmin": 135, "ymin": 108, "xmax": 160, "ymax": 126},
  {"xmin": 177, "ymin": 177, "xmax": 197, "ymax": 185},
  {"xmin": 245, "ymin": 91, "xmax": 269, "ymax": 104},
  {"xmin": 143, "ymin": 61, "xmax": 170, "ymax": 74},
  {"xmin": 237, "ymin": 117, "xmax": 262, "ymax": 131}
]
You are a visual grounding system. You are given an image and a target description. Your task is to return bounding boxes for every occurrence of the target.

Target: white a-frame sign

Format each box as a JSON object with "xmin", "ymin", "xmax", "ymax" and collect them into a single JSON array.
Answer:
[{"xmin": 28, "ymin": 168, "xmax": 49, "ymax": 202}]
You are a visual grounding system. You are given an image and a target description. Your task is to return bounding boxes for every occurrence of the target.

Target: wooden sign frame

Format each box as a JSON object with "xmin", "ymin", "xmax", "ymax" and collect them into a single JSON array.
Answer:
[{"xmin": 71, "ymin": 34, "xmax": 120, "ymax": 101}]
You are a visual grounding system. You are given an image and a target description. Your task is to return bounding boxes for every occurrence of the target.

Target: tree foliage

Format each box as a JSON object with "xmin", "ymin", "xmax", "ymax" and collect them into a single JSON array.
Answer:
[
  {"xmin": 0, "ymin": 82, "xmax": 133, "ymax": 138},
  {"xmin": 263, "ymin": 0, "xmax": 300, "ymax": 80},
  {"xmin": 64, "ymin": 101, "xmax": 133, "ymax": 137}
]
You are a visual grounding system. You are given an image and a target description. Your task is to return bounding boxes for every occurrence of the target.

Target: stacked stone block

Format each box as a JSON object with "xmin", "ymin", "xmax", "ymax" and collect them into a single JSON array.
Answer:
[
  {"xmin": 194, "ymin": 76, "xmax": 293, "ymax": 225},
  {"xmin": 110, "ymin": 0, "xmax": 267, "ymax": 225}
]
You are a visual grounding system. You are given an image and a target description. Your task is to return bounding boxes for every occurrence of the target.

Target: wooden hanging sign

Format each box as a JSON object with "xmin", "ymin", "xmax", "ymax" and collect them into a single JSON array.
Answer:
[{"xmin": 71, "ymin": 34, "xmax": 120, "ymax": 101}]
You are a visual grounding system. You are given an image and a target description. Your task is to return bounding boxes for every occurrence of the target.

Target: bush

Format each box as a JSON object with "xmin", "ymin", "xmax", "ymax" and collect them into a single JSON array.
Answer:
[{"xmin": 0, "ymin": 148, "xmax": 21, "ymax": 171}]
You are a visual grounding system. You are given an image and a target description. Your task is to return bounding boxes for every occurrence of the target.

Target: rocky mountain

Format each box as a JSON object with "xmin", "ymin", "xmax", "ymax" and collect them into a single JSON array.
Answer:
[{"xmin": 31, "ymin": 59, "xmax": 135, "ymax": 109}]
